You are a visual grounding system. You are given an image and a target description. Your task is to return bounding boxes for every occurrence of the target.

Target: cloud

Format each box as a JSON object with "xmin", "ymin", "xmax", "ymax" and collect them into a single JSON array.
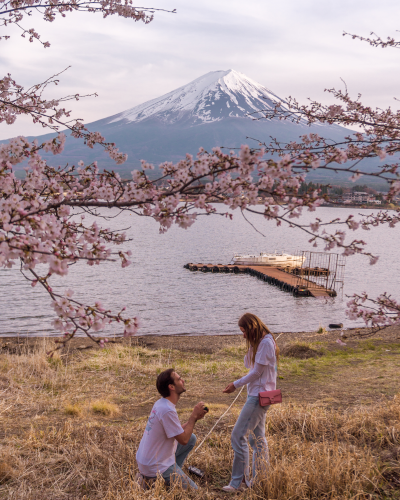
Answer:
[{"xmin": 1, "ymin": 0, "xmax": 400, "ymax": 139}]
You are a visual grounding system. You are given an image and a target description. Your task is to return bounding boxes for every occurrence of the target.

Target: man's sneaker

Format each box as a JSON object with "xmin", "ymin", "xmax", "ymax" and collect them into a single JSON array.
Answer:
[{"xmin": 135, "ymin": 472, "xmax": 146, "ymax": 491}]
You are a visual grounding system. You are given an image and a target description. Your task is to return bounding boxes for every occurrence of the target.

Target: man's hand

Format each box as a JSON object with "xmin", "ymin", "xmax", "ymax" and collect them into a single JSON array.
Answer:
[
  {"xmin": 176, "ymin": 401, "xmax": 207, "ymax": 445},
  {"xmin": 192, "ymin": 401, "xmax": 207, "ymax": 421},
  {"xmin": 223, "ymin": 382, "xmax": 236, "ymax": 394}
]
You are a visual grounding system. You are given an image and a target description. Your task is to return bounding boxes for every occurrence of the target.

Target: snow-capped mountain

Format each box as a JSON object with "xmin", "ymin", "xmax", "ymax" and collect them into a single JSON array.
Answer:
[
  {"xmin": 106, "ymin": 69, "xmax": 286, "ymax": 126},
  {"xmin": 10, "ymin": 69, "xmax": 364, "ymax": 182}
]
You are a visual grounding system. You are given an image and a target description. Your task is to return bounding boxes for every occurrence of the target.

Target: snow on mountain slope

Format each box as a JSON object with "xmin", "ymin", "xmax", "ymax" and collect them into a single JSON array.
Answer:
[{"xmin": 108, "ymin": 69, "xmax": 286, "ymax": 126}]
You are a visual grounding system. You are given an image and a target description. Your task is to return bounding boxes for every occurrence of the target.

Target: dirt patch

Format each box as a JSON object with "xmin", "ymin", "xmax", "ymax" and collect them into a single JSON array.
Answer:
[
  {"xmin": 381, "ymin": 468, "xmax": 400, "ymax": 491},
  {"xmin": 280, "ymin": 344, "xmax": 323, "ymax": 359},
  {"xmin": 137, "ymin": 334, "xmax": 241, "ymax": 354}
]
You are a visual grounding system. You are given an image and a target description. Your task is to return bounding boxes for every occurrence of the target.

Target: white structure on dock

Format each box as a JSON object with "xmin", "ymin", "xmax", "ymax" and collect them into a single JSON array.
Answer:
[{"xmin": 231, "ymin": 252, "xmax": 305, "ymax": 268}]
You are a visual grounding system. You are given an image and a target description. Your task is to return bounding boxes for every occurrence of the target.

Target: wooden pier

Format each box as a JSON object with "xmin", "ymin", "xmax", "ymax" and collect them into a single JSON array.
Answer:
[{"xmin": 184, "ymin": 263, "xmax": 337, "ymax": 298}]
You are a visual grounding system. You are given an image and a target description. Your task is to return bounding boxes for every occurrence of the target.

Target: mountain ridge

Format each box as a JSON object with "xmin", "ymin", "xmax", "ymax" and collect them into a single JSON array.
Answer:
[{"xmin": 5, "ymin": 69, "xmax": 382, "ymax": 184}]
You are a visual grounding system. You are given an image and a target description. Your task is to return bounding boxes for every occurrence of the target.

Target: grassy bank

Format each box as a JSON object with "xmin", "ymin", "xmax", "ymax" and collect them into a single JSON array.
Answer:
[{"xmin": 0, "ymin": 335, "xmax": 399, "ymax": 498}]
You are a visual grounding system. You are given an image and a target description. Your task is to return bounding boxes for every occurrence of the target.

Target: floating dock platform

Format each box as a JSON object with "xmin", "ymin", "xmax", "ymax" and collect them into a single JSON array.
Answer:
[{"xmin": 184, "ymin": 263, "xmax": 337, "ymax": 298}]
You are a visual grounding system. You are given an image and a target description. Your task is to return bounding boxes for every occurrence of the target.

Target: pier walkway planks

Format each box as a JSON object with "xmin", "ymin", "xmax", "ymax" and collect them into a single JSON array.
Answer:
[
  {"xmin": 185, "ymin": 263, "xmax": 335, "ymax": 298},
  {"xmin": 245, "ymin": 266, "xmax": 332, "ymax": 298}
]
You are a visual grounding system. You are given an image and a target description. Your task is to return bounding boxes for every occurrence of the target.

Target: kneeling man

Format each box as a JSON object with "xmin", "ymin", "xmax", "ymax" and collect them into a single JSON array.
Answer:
[{"xmin": 136, "ymin": 368, "xmax": 206, "ymax": 490}]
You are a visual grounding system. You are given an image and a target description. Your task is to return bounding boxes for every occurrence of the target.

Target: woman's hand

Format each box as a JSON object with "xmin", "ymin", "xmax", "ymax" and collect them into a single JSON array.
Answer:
[{"xmin": 223, "ymin": 382, "xmax": 236, "ymax": 394}]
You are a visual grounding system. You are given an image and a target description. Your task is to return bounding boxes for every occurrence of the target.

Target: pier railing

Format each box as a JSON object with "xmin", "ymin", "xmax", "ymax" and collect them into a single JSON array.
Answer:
[{"xmin": 293, "ymin": 251, "xmax": 345, "ymax": 296}]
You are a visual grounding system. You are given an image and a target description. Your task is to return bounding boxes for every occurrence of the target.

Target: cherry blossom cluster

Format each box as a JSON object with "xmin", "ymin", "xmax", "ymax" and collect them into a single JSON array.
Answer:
[
  {"xmin": 0, "ymin": 71, "xmax": 129, "ymax": 163},
  {"xmin": 347, "ymin": 292, "xmax": 400, "ymax": 330},
  {"xmin": 0, "ymin": 71, "xmax": 78, "ymax": 128},
  {"xmin": 261, "ymin": 100, "xmax": 400, "ymax": 185},
  {"xmin": 24, "ymin": 267, "xmax": 140, "ymax": 350},
  {"xmin": 257, "ymin": 86, "xmax": 400, "ymax": 203},
  {"xmin": 343, "ymin": 31, "xmax": 400, "ymax": 49}
]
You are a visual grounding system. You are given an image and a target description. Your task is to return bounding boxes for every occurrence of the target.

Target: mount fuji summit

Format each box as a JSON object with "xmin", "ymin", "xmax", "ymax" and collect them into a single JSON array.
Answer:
[
  {"xmin": 105, "ymin": 69, "xmax": 286, "ymax": 125},
  {"xmin": 16, "ymin": 70, "xmax": 350, "ymax": 179}
]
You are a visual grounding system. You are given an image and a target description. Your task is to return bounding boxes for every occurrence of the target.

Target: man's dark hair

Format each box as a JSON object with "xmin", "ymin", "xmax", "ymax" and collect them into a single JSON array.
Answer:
[{"xmin": 156, "ymin": 368, "xmax": 175, "ymax": 398}]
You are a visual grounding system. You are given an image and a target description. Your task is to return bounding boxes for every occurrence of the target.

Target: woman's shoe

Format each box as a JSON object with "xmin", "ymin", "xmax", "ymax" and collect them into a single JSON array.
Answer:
[
  {"xmin": 243, "ymin": 477, "xmax": 252, "ymax": 488},
  {"xmin": 222, "ymin": 485, "xmax": 238, "ymax": 493},
  {"xmin": 222, "ymin": 484, "xmax": 247, "ymax": 493}
]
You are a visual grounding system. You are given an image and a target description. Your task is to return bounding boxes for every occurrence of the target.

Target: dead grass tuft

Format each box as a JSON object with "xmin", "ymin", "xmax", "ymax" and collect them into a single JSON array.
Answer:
[
  {"xmin": 64, "ymin": 403, "xmax": 83, "ymax": 416},
  {"xmin": 91, "ymin": 400, "xmax": 120, "ymax": 416},
  {"xmin": 281, "ymin": 342, "xmax": 323, "ymax": 359},
  {"xmin": 0, "ymin": 461, "xmax": 16, "ymax": 485}
]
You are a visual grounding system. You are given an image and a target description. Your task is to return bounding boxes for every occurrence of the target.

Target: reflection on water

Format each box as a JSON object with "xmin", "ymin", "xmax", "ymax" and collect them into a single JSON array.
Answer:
[{"xmin": 1, "ymin": 207, "xmax": 399, "ymax": 337}]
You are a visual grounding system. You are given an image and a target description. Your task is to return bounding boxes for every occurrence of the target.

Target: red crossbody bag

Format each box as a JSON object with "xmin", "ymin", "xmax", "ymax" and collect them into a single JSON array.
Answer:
[
  {"xmin": 258, "ymin": 388, "xmax": 282, "ymax": 406},
  {"xmin": 258, "ymin": 335, "xmax": 282, "ymax": 406}
]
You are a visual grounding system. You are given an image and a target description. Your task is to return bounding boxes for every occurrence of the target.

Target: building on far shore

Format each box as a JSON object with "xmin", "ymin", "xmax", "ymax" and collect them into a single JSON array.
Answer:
[{"xmin": 341, "ymin": 192, "xmax": 381, "ymax": 204}]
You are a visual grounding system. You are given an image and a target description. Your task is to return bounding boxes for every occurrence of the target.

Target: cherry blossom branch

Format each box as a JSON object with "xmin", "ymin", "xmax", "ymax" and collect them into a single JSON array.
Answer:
[
  {"xmin": 250, "ymin": 88, "xmax": 400, "ymax": 200},
  {"xmin": 23, "ymin": 266, "xmax": 139, "ymax": 353},
  {"xmin": 240, "ymin": 30, "xmax": 400, "ymax": 331},
  {"xmin": 1, "ymin": 1, "xmax": 175, "ymax": 46},
  {"xmin": 244, "ymin": 206, "xmax": 378, "ymax": 263},
  {"xmin": 1, "ymin": 139, "xmax": 387, "ymax": 270},
  {"xmin": 1, "ymin": 71, "xmax": 129, "ymax": 164},
  {"xmin": 347, "ymin": 292, "xmax": 400, "ymax": 329},
  {"xmin": 343, "ymin": 31, "xmax": 400, "ymax": 49}
]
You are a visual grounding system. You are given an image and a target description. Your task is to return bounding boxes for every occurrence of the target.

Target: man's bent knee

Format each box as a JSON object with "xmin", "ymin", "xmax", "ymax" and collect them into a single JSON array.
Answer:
[
  {"xmin": 167, "ymin": 469, "xmax": 198, "ymax": 490},
  {"xmin": 188, "ymin": 433, "xmax": 197, "ymax": 447}
]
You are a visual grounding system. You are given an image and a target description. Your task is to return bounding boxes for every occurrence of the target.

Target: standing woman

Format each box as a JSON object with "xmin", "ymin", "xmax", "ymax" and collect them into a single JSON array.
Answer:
[{"xmin": 222, "ymin": 312, "xmax": 278, "ymax": 493}]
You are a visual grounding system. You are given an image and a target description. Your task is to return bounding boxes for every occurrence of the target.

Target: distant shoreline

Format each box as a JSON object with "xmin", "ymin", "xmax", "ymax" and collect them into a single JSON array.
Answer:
[
  {"xmin": 1, "ymin": 325, "xmax": 399, "ymax": 354},
  {"xmin": 319, "ymin": 203, "xmax": 396, "ymax": 210},
  {"xmin": 191, "ymin": 199, "xmax": 399, "ymax": 210}
]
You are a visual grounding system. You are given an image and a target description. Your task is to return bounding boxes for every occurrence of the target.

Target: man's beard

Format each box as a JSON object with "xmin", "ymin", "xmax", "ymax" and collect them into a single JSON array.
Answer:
[{"xmin": 176, "ymin": 386, "xmax": 186, "ymax": 395}]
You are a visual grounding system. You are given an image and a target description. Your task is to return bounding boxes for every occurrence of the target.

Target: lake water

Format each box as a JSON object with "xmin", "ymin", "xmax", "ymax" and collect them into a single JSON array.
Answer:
[{"xmin": 1, "ymin": 206, "xmax": 399, "ymax": 337}]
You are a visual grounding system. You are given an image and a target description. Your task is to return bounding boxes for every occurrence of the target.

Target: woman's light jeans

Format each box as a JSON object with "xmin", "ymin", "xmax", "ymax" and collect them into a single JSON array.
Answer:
[{"xmin": 230, "ymin": 395, "xmax": 270, "ymax": 489}]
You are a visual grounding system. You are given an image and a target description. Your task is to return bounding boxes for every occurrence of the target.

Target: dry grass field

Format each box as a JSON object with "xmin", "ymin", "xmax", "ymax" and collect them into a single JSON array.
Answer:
[{"xmin": 0, "ymin": 331, "xmax": 399, "ymax": 499}]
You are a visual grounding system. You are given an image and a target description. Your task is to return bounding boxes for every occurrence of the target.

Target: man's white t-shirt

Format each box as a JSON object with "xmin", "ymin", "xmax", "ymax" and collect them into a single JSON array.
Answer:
[{"xmin": 136, "ymin": 398, "xmax": 184, "ymax": 477}]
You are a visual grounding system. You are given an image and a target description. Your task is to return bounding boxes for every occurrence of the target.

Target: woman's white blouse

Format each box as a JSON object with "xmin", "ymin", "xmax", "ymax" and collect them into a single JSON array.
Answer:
[{"xmin": 233, "ymin": 334, "xmax": 277, "ymax": 396}]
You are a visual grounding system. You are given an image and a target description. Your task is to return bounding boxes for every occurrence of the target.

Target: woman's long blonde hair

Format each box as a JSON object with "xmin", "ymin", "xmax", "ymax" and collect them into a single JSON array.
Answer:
[{"xmin": 238, "ymin": 313, "xmax": 279, "ymax": 365}]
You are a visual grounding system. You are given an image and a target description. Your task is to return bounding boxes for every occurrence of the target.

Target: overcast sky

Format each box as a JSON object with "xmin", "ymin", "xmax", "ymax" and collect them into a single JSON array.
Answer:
[{"xmin": 1, "ymin": 0, "xmax": 399, "ymax": 139}]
